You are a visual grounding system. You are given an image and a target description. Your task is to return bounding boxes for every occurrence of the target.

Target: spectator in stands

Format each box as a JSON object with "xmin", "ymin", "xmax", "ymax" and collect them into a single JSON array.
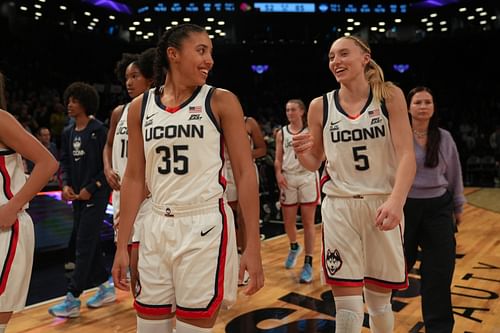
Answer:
[
  {"xmin": 26, "ymin": 127, "xmax": 60, "ymax": 187},
  {"xmin": 50, "ymin": 102, "xmax": 68, "ymax": 149},
  {"xmin": 489, "ymin": 124, "xmax": 500, "ymax": 186}
]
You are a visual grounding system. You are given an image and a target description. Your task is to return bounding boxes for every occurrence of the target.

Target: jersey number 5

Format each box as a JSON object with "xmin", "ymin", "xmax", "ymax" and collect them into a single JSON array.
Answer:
[
  {"xmin": 156, "ymin": 145, "xmax": 189, "ymax": 175},
  {"xmin": 352, "ymin": 146, "xmax": 369, "ymax": 171}
]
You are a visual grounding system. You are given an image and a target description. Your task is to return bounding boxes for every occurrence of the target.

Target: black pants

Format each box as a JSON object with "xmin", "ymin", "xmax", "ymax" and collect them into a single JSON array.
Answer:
[
  {"xmin": 68, "ymin": 189, "xmax": 111, "ymax": 297},
  {"xmin": 404, "ymin": 191, "xmax": 456, "ymax": 333}
]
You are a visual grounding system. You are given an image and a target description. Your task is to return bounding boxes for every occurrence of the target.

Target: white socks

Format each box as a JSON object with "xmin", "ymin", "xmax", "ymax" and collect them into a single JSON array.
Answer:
[
  {"xmin": 136, "ymin": 316, "xmax": 173, "ymax": 333},
  {"xmin": 334, "ymin": 295, "xmax": 364, "ymax": 333},
  {"xmin": 176, "ymin": 320, "xmax": 212, "ymax": 333},
  {"xmin": 364, "ymin": 288, "xmax": 394, "ymax": 333}
]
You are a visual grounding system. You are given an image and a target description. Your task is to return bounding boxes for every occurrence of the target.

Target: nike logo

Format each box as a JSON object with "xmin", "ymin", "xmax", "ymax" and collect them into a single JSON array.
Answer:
[
  {"xmin": 146, "ymin": 113, "xmax": 157, "ymax": 120},
  {"xmin": 86, "ymin": 203, "xmax": 95, "ymax": 208},
  {"xmin": 330, "ymin": 120, "xmax": 341, "ymax": 126},
  {"xmin": 201, "ymin": 226, "xmax": 215, "ymax": 237}
]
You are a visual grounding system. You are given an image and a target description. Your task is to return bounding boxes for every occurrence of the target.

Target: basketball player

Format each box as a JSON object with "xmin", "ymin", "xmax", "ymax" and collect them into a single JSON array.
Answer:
[
  {"xmin": 0, "ymin": 71, "xmax": 58, "ymax": 333},
  {"xmin": 112, "ymin": 24, "xmax": 264, "ymax": 333},
  {"xmin": 274, "ymin": 99, "xmax": 319, "ymax": 284},
  {"xmin": 103, "ymin": 48, "xmax": 155, "ymax": 295},
  {"xmin": 48, "ymin": 82, "xmax": 113, "ymax": 317},
  {"xmin": 292, "ymin": 36, "xmax": 416, "ymax": 332},
  {"xmin": 225, "ymin": 115, "xmax": 266, "ymax": 255}
]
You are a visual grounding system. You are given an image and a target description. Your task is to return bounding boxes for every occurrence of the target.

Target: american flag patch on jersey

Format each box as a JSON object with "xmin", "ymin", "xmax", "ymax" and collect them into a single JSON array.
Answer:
[
  {"xmin": 368, "ymin": 108, "xmax": 380, "ymax": 117},
  {"xmin": 189, "ymin": 106, "xmax": 202, "ymax": 113}
]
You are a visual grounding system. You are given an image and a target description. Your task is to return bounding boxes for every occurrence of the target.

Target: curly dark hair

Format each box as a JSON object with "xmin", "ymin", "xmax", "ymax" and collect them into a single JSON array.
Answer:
[
  {"xmin": 63, "ymin": 82, "xmax": 100, "ymax": 116},
  {"xmin": 154, "ymin": 23, "xmax": 206, "ymax": 94},
  {"xmin": 137, "ymin": 47, "xmax": 156, "ymax": 82},
  {"xmin": 114, "ymin": 53, "xmax": 139, "ymax": 85}
]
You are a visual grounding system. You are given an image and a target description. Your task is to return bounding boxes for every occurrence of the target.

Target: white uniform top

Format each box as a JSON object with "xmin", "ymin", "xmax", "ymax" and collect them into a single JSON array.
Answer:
[
  {"xmin": 224, "ymin": 116, "xmax": 253, "ymax": 169},
  {"xmin": 112, "ymin": 103, "xmax": 130, "ymax": 179},
  {"xmin": 322, "ymin": 89, "xmax": 396, "ymax": 197},
  {"xmin": 282, "ymin": 125, "xmax": 311, "ymax": 174},
  {"xmin": 0, "ymin": 148, "xmax": 33, "ymax": 312},
  {"xmin": 0, "ymin": 149, "xmax": 27, "ymax": 208},
  {"xmin": 141, "ymin": 85, "xmax": 225, "ymax": 206}
]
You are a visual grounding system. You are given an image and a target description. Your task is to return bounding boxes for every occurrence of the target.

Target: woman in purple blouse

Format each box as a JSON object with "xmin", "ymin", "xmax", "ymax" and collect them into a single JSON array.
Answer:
[{"xmin": 404, "ymin": 86, "xmax": 466, "ymax": 333}]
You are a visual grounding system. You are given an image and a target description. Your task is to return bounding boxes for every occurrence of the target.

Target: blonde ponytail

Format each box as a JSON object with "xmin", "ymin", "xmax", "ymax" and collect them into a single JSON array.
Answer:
[{"xmin": 365, "ymin": 59, "xmax": 394, "ymax": 103}]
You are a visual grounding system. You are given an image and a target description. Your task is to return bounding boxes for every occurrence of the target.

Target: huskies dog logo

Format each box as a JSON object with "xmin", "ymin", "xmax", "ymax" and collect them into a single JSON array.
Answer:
[
  {"xmin": 326, "ymin": 249, "xmax": 342, "ymax": 276},
  {"xmin": 72, "ymin": 135, "xmax": 85, "ymax": 161}
]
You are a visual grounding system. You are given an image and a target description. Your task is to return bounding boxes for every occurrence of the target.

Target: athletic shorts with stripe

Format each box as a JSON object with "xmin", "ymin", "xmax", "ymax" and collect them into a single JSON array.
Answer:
[
  {"xmin": 130, "ymin": 196, "xmax": 152, "ymax": 245},
  {"xmin": 321, "ymin": 195, "xmax": 408, "ymax": 290},
  {"xmin": 280, "ymin": 171, "xmax": 320, "ymax": 206},
  {"xmin": 114, "ymin": 193, "xmax": 151, "ymax": 245},
  {"xmin": 0, "ymin": 211, "xmax": 34, "ymax": 312},
  {"xmin": 134, "ymin": 199, "xmax": 238, "ymax": 319}
]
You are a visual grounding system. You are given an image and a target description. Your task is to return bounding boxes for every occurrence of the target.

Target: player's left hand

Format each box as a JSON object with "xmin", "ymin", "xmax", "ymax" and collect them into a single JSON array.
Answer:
[
  {"xmin": 111, "ymin": 247, "xmax": 130, "ymax": 291},
  {"xmin": 77, "ymin": 188, "xmax": 92, "ymax": 201},
  {"xmin": 375, "ymin": 197, "xmax": 403, "ymax": 231},
  {"xmin": 239, "ymin": 247, "xmax": 264, "ymax": 296}
]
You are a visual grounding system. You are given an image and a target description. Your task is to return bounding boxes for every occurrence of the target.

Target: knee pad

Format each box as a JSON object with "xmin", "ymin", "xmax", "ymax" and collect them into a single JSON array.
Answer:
[
  {"xmin": 334, "ymin": 295, "xmax": 364, "ymax": 333},
  {"xmin": 136, "ymin": 316, "xmax": 173, "ymax": 333},
  {"xmin": 363, "ymin": 288, "xmax": 393, "ymax": 333}
]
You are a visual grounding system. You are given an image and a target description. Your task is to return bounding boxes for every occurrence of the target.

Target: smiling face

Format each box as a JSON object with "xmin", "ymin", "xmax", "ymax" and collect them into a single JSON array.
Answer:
[
  {"xmin": 328, "ymin": 37, "xmax": 370, "ymax": 85},
  {"xmin": 168, "ymin": 31, "xmax": 214, "ymax": 86},
  {"xmin": 409, "ymin": 90, "xmax": 434, "ymax": 122}
]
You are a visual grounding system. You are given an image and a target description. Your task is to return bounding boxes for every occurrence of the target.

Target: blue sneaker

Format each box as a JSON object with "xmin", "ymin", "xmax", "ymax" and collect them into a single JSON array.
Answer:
[
  {"xmin": 48, "ymin": 292, "xmax": 81, "ymax": 318},
  {"xmin": 299, "ymin": 263, "xmax": 313, "ymax": 283},
  {"xmin": 86, "ymin": 283, "xmax": 116, "ymax": 308},
  {"xmin": 284, "ymin": 244, "xmax": 302, "ymax": 269}
]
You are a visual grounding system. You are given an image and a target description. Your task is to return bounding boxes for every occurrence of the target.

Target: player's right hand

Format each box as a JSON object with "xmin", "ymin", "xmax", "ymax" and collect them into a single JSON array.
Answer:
[
  {"xmin": 240, "ymin": 247, "xmax": 264, "ymax": 296},
  {"xmin": 292, "ymin": 132, "xmax": 314, "ymax": 154},
  {"xmin": 104, "ymin": 168, "xmax": 121, "ymax": 190},
  {"xmin": 0, "ymin": 202, "xmax": 19, "ymax": 230},
  {"xmin": 62, "ymin": 185, "xmax": 77, "ymax": 201},
  {"xmin": 276, "ymin": 173, "xmax": 288, "ymax": 190}
]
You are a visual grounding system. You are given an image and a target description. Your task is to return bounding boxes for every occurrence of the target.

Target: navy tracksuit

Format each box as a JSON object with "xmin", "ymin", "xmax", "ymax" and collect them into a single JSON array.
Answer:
[{"xmin": 60, "ymin": 118, "xmax": 111, "ymax": 297}]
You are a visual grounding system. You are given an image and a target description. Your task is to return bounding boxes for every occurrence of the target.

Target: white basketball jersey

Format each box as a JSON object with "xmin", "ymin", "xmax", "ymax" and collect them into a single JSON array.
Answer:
[
  {"xmin": 141, "ymin": 85, "xmax": 225, "ymax": 205},
  {"xmin": 224, "ymin": 116, "xmax": 253, "ymax": 170},
  {"xmin": 112, "ymin": 103, "xmax": 130, "ymax": 179},
  {"xmin": 322, "ymin": 90, "xmax": 396, "ymax": 197},
  {"xmin": 282, "ymin": 125, "xmax": 310, "ymax": 174},
  {"xmin": 0, "ymin": 149, "xmax": 28, "ymax": 207}
]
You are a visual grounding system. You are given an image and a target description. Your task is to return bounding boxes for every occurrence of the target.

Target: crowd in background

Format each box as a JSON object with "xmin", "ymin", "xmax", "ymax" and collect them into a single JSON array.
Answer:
[{"xmin": 1, "ymin": 22, "xmax": 499, "ymax": 190}]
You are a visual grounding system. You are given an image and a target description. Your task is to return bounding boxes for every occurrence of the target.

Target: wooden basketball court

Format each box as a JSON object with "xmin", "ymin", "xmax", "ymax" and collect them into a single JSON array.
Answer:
[{"xmin": 8, "ymin": 188, "xmax": 500, "ymax": 332}]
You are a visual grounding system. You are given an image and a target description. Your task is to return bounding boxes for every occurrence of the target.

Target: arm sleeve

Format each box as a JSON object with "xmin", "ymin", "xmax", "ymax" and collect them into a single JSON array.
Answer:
[{"xmin": 444, "ymin": 134, "xmax": 466, "ymax": 213}]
